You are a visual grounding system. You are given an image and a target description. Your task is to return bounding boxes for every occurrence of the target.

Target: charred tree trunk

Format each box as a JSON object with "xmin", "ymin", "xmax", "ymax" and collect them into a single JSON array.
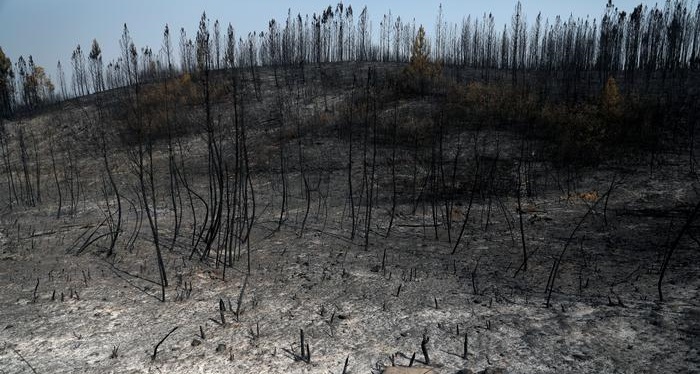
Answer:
[
  {"xmin": 48, "ymin": 133, "xmax": 62, "ymax": 218},
  {"xmin": 101, "ymin": 132, "xmax": 122, "ymax": 257}
]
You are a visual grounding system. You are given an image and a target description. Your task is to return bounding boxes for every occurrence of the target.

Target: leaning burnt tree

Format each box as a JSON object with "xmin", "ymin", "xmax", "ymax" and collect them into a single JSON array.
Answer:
[
  {"xmin": 119, "ymin": 30, "xmax": 168, "ymax": 302},
  {"xmin": 658, "ymin": 199, "xmax": 700, "ymax": 302},
  {"xmin": 196, "ymin": 13, "xmax": 226, "ymax": 262}
]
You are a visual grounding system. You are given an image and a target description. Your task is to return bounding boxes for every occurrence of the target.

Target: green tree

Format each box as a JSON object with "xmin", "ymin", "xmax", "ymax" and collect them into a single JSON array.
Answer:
[
  {"xmin": 71, "ymin": 45, "xmax": 88, "ymax": 96},
  {"xmin": 409, "ymin": 26, "xmax": 430, "ymax": 72},
  {"xmin": 88, "ymin": 39, "xmax": 104, "ymax": 92},
  {"xmin": 0, "ymin": 47, "xmax": 14, "ymax": 117},
  {"xmin": 403, "ymin": 25, "xmax": 440, "ymax": 94}
]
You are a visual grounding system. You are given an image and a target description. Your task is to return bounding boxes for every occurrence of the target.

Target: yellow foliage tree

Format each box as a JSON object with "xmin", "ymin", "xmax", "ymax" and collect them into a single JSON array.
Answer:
[
  {"xmin": 26, "ymin": 66, "xmax": 54, "ymax": 103},
  {"xmin": 19, "ymin": 63, "xmax": 55, "ymax": 108},
  {"xmin": 601, "ymin": 76, "xmax": 622, "ymax": 120},
  {"xmin": 403, "ymin": 26, "xmax": 440, "ymax": 94}
]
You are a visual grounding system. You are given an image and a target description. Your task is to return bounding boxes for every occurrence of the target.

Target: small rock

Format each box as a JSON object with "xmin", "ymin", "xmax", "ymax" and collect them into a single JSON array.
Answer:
[
  {"xmin": 191, "ymin": 339, "xmax": 201, "ymax": 347},
  {"xmin": 215, "ymin": 343, "xmax": 226, "ymax": 353},
  {"xmin": 478, "ymin": 368, "xmax": 506, "ymax": 374},
  {"xmin": 456, "ymin": 370, "xmax": 475, "ymax": 374}
]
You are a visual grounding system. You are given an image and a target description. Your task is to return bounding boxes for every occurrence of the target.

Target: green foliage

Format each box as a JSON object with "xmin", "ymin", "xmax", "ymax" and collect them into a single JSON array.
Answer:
[
  {"xmin": 444, "ymin": 81, "xmax": 539, "ymax": 128},
  {"xmin": 541, "ymin": 102, "xmax": 607, "ymax": 165},
  {"xmin": 442, "ymin": 76, "xmax": 658, "ymax": 166},
  {"xmin": 116, "ymin": 74, "xmax": 199, "ymax": 143},
  {"xmin": 0, "ymin": 47, "xmax": 14, "ymax": 117},
  {"xmin": 541, "ymin": 77, "xmax": 659, "ymax": 166},
  {"xmin": 400, "ymin": 26, "xmax": 441, "ymax": 95}
]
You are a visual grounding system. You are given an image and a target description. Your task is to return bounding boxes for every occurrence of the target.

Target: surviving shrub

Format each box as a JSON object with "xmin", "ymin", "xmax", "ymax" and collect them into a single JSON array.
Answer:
[
  {"xmin": 401, "ymin": 26, "xmax": 441, "ymax": 95},
  {"xmin": 114, "ymin": 73, "xmax": 201, "ymax": 144},
  {"xmin": 541, "ymin": 102, "xmax": 607, "ymax": 166},
  {"xmin": 601, "ymin": 76, "xmax": 622, "ymax": 122},
  {"xmin": 444, "ymin": 81, "xmax": 538, "ymax": 129}
]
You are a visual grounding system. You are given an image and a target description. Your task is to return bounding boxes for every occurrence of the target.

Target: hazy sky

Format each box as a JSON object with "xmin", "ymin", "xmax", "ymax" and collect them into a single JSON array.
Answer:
[{"xmin": 0, "ymin": 0, "xmax": 654, "ymax": 80}]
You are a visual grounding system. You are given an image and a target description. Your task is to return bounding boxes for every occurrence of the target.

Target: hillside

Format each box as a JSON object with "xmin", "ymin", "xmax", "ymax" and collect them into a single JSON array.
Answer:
[{"xmin": 0, "ymin": 59, "xmax": 698, "ymax": 373}]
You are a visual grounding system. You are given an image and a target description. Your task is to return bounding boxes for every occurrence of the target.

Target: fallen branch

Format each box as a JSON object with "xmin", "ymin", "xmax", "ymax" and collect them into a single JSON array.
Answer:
[
  {"xmin": 235, "ymin": 274, "xmax": 249, "ymax": 322},
  {"xmin": 658, "ymin": 199, "xmax": 700, "ymax": 301},
  {"xmin": 152, "ymin": 326, "xmax": 179, "ymax": 361},
  {"xmin": 545, "ymin": 183, "xmax": 612, "ymax": 308},
  {"xmin": 12, "ymin": 348, "xmax": 38, "ymax": 374}
]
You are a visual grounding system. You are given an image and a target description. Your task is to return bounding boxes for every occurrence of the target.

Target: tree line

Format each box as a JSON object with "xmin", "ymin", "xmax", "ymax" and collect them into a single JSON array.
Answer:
[{"xmin": 1, "ymin": 0, "xmax": 699, "ymax": 117}]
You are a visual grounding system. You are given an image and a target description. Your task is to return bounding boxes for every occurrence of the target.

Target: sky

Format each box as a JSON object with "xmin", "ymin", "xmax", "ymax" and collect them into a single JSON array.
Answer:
[{"xmin": 0, "ymin": 0, "xmax": 656, "ymax": 81}]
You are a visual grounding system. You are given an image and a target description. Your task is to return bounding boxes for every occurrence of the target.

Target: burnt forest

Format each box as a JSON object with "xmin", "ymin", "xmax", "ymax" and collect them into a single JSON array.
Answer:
[{"xmin": 0, "ymin": 1, "xmax": 699, "ymax": 373}]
